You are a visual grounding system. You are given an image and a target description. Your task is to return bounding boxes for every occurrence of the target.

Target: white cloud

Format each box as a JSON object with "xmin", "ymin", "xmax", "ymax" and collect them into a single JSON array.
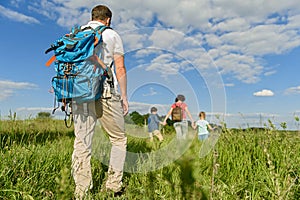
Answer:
[
  {"xmin": 287, "ymin": 14, "xmax": 300, "ymax": 29},
  {"xmin": 133, "ymin": 48, "xmax": 162, "ymax": 58},
  {"xmin": 212, "ymin": 112, "xmax": 279, "ymax": 119},
  {"xmin": 123, "ymin": 32, "xmax": 147, "ymax": 50},
  {"xmin": 264, "ymin": 70, "xmax": 277, "ymax": 76},
  {"xmin": 146, "ymin": 61, "xmax": 180, "ymax": 76},
  {"xmin": 0, "ymin": 5, "xmax": 40, "ymax": 24},
  {"xmin": 5, "ymin": 0, "xmax": 300, "ymax": 84},
  {"xmin": 224, "ymin": 83, "xmax": 235, "ymax": 87},
  {"xmin": 214, "ymin": 53, "xmax": 263, "ymax": 83},
  {"xmin": 0, "ymin": 80, "xmax": 38, "ymax": 101},
  {"xmin": 0, "ymin": 90, "xmax": 14, "ymax": 101},
  {"xmin": 284, "ymin": 85, "xmax": 300, "ymax": 95},
  {"xmin": 210, "ymin": 0, "xmax": 300, "ymax": 21},
  {"xmin": 253, "ymin": 89, "xmax": 274, "ymax": 97},
  {"xmin": 211, "ymin": 17, "xmax": 250, "ymax": 32},
  {"xmin": 149, "ymin": 29, "xmax": 184, "ymax": 50},
  {"xmin": 16, "ymin": 107, "xmax": 52, "ymax": 112},
  {"xmin": 142, "ymin": 87, "xmax": 158, "ymax": 97},
  {"xmin": 128, "ymin": 101, "xmax": 169, "ymax": 115},
  {"xmin": 0, "ymin": 80, "xmax": 37, "ymax": 89}
]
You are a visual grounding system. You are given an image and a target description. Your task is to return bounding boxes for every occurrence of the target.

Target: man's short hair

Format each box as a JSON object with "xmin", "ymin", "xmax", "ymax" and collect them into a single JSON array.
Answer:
[
  {"xmin": 151, "ymin": 107, "xmax": 157, "ymax": 112},
  {"xmin": 92, "ymin": 5, "xmax": 112, "ymax": 21}
]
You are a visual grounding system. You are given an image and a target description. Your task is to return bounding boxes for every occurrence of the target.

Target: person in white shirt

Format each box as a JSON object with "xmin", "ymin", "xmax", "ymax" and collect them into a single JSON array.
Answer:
[
  {"xmin": 193, "ymin": 111, "xmax": 214, "ymax": 141},
  {"xmin": 71, "ymin": 5, "xmax": 128, "ymax": 199}
]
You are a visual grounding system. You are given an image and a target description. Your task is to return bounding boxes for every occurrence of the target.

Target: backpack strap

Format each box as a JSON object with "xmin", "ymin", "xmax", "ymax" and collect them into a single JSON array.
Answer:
[
  {"xmin": 45, "ymin": 55, "xmax": 56, "ymax": 67},
  {"xmin": 70, "ymin": 25, "xmax": 82, "ymax": 37},
  {"xmin": 94, "ymin": 25, "xmax": 111, "ymax": 47}
]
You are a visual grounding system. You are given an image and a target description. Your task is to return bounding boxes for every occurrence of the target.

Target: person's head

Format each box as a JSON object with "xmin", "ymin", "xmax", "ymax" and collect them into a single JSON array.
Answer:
[
  {"xmin": 199, "ymin": 111, "xmax": 206, "ymax": 119},
  {"xmin": 150, "ymin": 107, "xmax": 158, "ymax": 114},
  {"xmin": 175, "ymin": 94, "xmax": 185, "ymax": 102},
  {"xmin": 91, "ymin": 5, "xmax": 112, "ymax": 26}
]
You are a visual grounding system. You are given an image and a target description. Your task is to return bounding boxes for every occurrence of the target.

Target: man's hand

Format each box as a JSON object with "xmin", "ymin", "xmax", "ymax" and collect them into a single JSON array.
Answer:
[
  {"xmin": 87, "ymin": 54, "xmax": 106, "ymax": 70},
  {"xmin": 122, "ymin": 96, "xmax": 129, "ymax": 116}
]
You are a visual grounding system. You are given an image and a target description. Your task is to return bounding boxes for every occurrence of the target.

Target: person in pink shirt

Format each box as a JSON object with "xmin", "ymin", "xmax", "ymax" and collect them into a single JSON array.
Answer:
[{"xmin": 163, "ymin": 94, "xmax": 194, "ymax": 139}]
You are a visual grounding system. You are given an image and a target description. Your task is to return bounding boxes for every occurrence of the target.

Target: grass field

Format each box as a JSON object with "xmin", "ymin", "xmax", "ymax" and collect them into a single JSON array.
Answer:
[{"xmin": 0, "ymin": 119, "xmax": 299, "ymax": 199}]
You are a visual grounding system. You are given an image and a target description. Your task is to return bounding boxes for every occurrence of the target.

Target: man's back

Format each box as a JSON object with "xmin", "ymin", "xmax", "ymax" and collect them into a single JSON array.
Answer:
[{"xmin": 83, "ymin": 20, "xmax": 124, "ymax": 93}]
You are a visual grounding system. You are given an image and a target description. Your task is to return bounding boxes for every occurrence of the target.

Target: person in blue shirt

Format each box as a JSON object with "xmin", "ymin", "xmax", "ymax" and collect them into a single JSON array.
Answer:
[
  {"xmin": 193, "ymin": 111, "xmax": 214, "ymax": 141},
  {"xmin": 148, "ymin": 107, "xmax": 164, "ymax": 142}
]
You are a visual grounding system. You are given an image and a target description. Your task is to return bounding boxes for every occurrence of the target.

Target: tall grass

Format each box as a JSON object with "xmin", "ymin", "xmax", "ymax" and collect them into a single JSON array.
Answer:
[
  {"xmin": 213, "ymin": 129, "xmax": 300, "ymax": 199},
  {"xmin": 0, "ymin": 119, "xmax": 299, "ymax": 199},
  {"xmin": 0, "ymin": 119, "xmax": 74, "ymax": 200}
]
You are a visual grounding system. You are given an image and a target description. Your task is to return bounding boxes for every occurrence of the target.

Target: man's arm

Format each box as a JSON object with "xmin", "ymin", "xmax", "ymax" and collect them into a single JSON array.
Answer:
[{"xmin": 114, "ymin": 54, "xmax": 128, "ymax": 115}]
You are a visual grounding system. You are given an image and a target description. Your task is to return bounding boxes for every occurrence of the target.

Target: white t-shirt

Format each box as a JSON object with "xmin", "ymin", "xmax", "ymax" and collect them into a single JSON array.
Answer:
[
  {"xmin": 195, "ymin": 119, "xmax": 209, "ymax": 135},
  {"xmin": 82, "ymin": 21, "xmax": 124, "ymax": 93}
]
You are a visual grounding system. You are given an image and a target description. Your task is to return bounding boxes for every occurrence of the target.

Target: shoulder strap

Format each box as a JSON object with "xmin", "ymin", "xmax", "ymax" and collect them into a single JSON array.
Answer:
[
  {"xmin": 94, "ymin": 26, "xmax": 112, "ymax": 47},
  {"xmin": 95, "ymin": 25, "xmax": 112, "ymax": 32},
  {"xmin": 70, "ymin": 25, "xmax": 82, "ymax": 37}
]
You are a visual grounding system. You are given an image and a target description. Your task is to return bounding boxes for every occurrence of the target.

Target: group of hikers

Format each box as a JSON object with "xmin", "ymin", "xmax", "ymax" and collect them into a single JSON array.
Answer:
[
  {"xmin": 46, "ymin": 4, "xmax": 214, "ymax": 199},
  {"xmin": 148, "ymin": 94, "xmax": 214, "ymax": 143}
]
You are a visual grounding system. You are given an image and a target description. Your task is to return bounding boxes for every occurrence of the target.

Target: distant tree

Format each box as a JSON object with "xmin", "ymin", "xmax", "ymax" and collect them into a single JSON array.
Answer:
[
  {"xmin": 129, "ymin": 111, "xmax": 144, "ymax": 126},
  {"xmin": 36, "ymin": 112, "xmax": 52, "ymax": 119}
]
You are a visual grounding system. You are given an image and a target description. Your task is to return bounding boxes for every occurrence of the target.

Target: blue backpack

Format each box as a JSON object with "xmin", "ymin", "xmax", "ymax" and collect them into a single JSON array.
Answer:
[{"xmin": 45, "ymin": 25, "xmax": 111, "ymax": 126}]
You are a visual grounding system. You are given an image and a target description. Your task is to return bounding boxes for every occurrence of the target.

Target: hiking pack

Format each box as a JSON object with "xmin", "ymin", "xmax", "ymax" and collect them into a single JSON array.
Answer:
[
  {"xmin": 171, "ymin": 104, "xmax": 183, "ymax": 122},
  {"xmin": 45, "ymin": 25, "xmax": 111, "ymax": 127}
]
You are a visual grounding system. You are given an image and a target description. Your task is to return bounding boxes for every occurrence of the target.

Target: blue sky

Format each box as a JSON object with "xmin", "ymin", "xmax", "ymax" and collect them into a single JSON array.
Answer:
[{"xmin": 1, "ymin": 0, "xmax": 300, "ymax": 129}]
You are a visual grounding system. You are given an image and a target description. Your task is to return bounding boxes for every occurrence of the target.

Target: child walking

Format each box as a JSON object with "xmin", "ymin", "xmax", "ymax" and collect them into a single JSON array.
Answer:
[
  {"xmin": 193, "ymin": 111, "xmax": 214, "ymax": 141},
  {"xmin": 148, "ymin": 107, "xmax": 164, "ymax": 142}
]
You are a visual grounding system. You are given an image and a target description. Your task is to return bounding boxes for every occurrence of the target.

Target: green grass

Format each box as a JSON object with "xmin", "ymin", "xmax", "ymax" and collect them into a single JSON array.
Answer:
[{"xmin": 0, "ymin": 119, "xmax": 299, "ymax": 199}]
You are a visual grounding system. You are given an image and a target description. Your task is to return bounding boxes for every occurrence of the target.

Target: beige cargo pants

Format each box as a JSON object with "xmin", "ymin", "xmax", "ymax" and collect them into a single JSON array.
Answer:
[{"xmin": 71, "ymin": 94, "xmax": 127, "ymax": 199}]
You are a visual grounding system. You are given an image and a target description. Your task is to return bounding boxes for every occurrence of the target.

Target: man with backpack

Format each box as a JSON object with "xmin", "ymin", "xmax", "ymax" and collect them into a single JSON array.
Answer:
[
  {"xmin": 163, "ymin": 94, "xmax": 194, "ymax": 139},
  {"xmin": 70, "ymin": 5, "xmax": 128, "ymax": 199}
]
